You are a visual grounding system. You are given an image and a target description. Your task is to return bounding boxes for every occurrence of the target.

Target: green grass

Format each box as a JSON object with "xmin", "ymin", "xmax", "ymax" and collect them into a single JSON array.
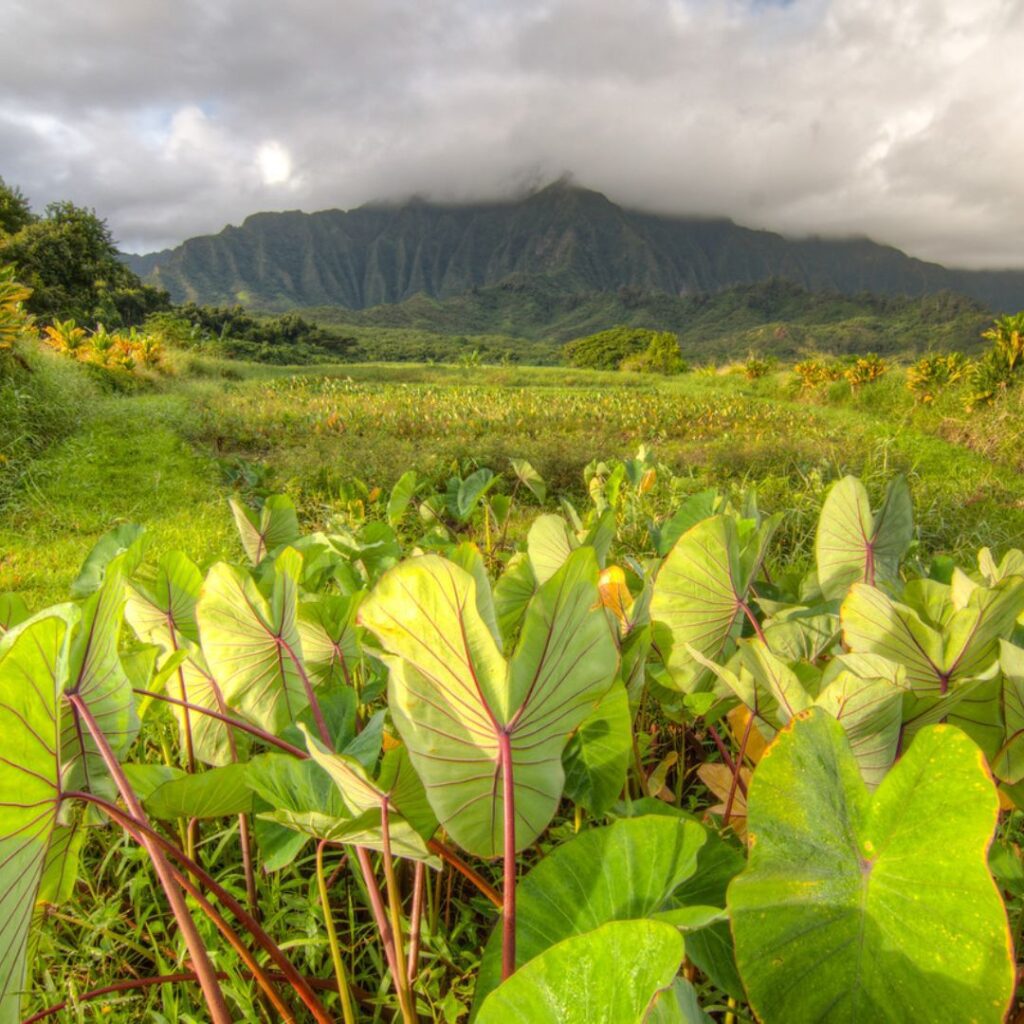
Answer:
[{"xmin": 3, "ymin": 355, "xmax": 1024, "ymax": 613}]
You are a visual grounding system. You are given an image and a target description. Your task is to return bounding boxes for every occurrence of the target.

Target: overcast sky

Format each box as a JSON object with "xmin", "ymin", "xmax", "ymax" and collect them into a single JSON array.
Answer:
[{"xmin": 2, "ymin": 0, "xmax": 1022, "ymax": 267}]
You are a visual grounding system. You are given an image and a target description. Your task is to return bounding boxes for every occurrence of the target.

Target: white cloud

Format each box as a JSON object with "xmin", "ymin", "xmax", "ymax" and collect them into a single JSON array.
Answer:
[{"xmin": 1, "ymin": 0, "xmax": 1022, "ymax": 267}]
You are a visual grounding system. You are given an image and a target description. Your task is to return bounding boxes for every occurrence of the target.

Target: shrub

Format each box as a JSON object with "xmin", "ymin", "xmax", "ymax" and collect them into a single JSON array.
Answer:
[
  {"xmin": 793, "ymin": 358, "xmax": 842, "ymax": 389},
  {"xmin": 906, "ymin": 352, "xmax": 967, "ymax": 403},
  {"xmin": 843, "ymin": 352, "xmax": 887, "ymax": 391}
]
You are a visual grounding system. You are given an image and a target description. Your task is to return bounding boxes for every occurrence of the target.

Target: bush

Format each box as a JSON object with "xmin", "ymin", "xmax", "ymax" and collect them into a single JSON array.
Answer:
[
  {"xmin": 794, "ymin": 358, "xmax": 842, "ymax": 389},
  {"xmin": 906, "ymin": 352, "xmax": 968, "ymax": 403},
  {"xmin": 843, "ymin": 353, "xmax": 887, "ymax": 391}
]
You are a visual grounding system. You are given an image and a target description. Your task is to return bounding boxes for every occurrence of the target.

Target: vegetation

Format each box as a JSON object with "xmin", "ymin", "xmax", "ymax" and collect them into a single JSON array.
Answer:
[
  {"xmin": 0, "ymin": 179, "xmax": 168, "ymax": 327},
  {"xmin": 6, "ymin": 200, "xmax": 1024, "ymax": 1020}
]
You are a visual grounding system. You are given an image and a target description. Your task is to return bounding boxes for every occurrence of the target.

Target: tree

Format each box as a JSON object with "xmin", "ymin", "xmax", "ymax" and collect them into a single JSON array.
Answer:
[
  {"xmin": 0, "ymin": 178, "xmax": 34, "ymax": 236},
  {"xmin": 0, "ymin": 188, "xmax": 169, "ymax": 326}
]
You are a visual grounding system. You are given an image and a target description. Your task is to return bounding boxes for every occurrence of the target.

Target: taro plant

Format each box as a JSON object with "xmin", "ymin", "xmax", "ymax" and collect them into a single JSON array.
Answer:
[{"xmin": 2, "ymin": 466, "xmax": 1024, "ymax": 1023}]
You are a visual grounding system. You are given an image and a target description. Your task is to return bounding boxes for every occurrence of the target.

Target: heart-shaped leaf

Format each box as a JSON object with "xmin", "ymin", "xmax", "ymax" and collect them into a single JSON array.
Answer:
[
  {"xmin": 474, "ymin": 920, "xmax": 684, "ymax": 1024},
  {"xmin": 360, "ymin": 547, "xmax": 617, "ymax": 857},
  {"xmin": 815, "ymin": 476, "xmax": 912, "ymax": 600},
  {"xmin": 729, "ymin": 709, "xmax": 1013, "ymax": 1022},
  {"xmin": 474, "ymin": 815, "xmax": 705, "ymax": 1009},
  {"xmin": 229, "ymin": 494, "xmax": 300, "ymax": 566}
]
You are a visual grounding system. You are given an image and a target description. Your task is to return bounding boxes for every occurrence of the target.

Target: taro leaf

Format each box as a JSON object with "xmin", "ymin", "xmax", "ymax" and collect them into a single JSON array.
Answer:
[
  {"xmin": 70, "ymin": 523, "xmax": 148, "ymax": 598},
  {"xmin": 229, "ymin": 494, "xmax": 300, "ymax": 567},
  {"xmin": 979, "ymin": 547, "xmax": 1024, "ymax": 586},
  {"xmin": 652, "ymin": 489, "xmax": 719, "ymax": 558},
  {"xmin": 842, "ymin": 579, "xmax": 1024, "ymax": 753},
  {"xmin": 493, "ymin": 553, "xmax": 536, "ymax": 643},
  {"xmin": 297, "ymin": 593, "xmax": 364, "ymax": 689},
  {"xmin": 449, "ymin": 543, "xmax": 502, "ymax": 649},
  {"xmin": 274, "ymin": 728, "xmax": 438, "ymax": 862},
  {"xmin": 280, "ymin": 687, "xmax": 360, "ymax": 755},
  {"xmin": 762, "ymin": 607, "xmax": 839, "ymax": 662},
  {"xmin": 154, "ymin": 639, "xmax": 250, "ymax": 767},
  {"xmin": 510, "ymin": 458, "xmax": 546, "ymax": 504},
  {"xmin": 582, "ymin": 510, "xmax": 616, "ymax": 569},
  {"xmin": 651, "ymin": 515, "xmax": 770, "ymax": 693},
  {"xmin": 527, "ymin": 514, "xmax": 577, "ymax": 586},
  {"xmin": 360, "ymin": 548, "xmax": 617, "ymax": 857},
  {"xmin": 729, "ymin": 709, "xmax": 1014, "ymax": 1023},
  {"xmin": 387, "ymin": 469, "xmax": 419, "ymax": 527},
  {"xmin": 994, "ymin": 641, "xmax": 1024, "ymax": 783},
  {"xmin": 197, "ymin": 551, "xmax": 313, "ymax": 736},
  {"xmin": 0, "ymin": 611, "xmax": 71, "ymax": 1023},
  {"xmin": 813, "ymin": 671, "xmax": 903, "ymax": 788},
  {"xmin": 63, "ymin": 559, "xmax": 139, "ymax": 794},
  {"xmin": 562, "ymin": 681, "xmax": 631, "ymax": 815},
  {"xmin": 447, "ymin": 468, "xmax": 497, "ymax": 523},
  {"xmin": 475, "ymin": 920, "xmax": 684, "ymax": 1024},
  {"xmin": 646, "ymin": 979, "xmax": 713, "ymax": 1024},
  {"xmin": 0, "ymin": 594, "xmax": 28, "ymax": 637},
  {"xmin": 125, "ymin": 763, "xmax": 254, "ymax": 819},
  {"xmin": 124, "ymin": 551, "xmax": 203, "ymax": 648},
  {"xmin": 474, "ymin": 816, "xmax": 704, "ymax": 1009},
  {"xmin": 610, "ymin": 799, "xmax": 746, "ymax": 1000},
  {"xmin": 815, "ymin": 475, "xmax": 913, "ymax": 601}
]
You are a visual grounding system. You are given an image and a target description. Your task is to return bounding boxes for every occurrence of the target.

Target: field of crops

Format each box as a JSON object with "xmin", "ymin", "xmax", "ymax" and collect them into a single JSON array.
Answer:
[{"xmin": 3, "ymin": 359, "xmax": 1024, "ymax": 1022}]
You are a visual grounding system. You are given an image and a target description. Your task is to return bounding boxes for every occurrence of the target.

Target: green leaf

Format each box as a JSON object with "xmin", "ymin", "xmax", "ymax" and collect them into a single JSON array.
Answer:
[
  {"xmin": 729, "ymin": 709, "xmax": 1013, "ymax": 1023},
  {"xmin": 297, "ymin": 593, "xmax": 364, "ymax": 689},
  {"xmin": 128, "ymin": 763, "xmax": 254, "ymax": 820},
  {"xmin": 0, "ymin": 594, "xmax": 28, "ymax": 637},
  {"xmin": 387, "ymin": 469, "xmax": 419, "ymax": 527},
  {"xmin": 994, "ymin": 641, "xmax": 1024, "ymax": 783},
  {"xmin": 475, "ymin": 816, "xmax": 705, "ymax": 1008},
  {"xmin": 475, "ymin": 920, "xmax": 684, "ymax": 1024},
  {"xmin": 493, "ymin": 553, "xmax": 536, "ymax": 643},
  {"xmin": 652, "ymin": 489, "xmax": 719, "ymax": 557},
  {"xmin": 815, "ymin": 475, "xmax": 912, "ymax": 600},
  {"xmin": 0, "ymin": 611, "xmax": 70, "ymax": 1023},
  {"xmin": 197, "ymin": 556, "xmax": 311, "ymax": 736},
  {"xmin": 449, "ymin": 543, "xmax": 502, "ymax": 649},
  {"xmin": 651, "ymin": 516, "xmax": 757, "ymax": 693},
  {"xmin": 527, "ymin": 514, "xmax": 577, "ymax": 585},
  {"xmin": 510, "ymin": 458, "xmax": 546, "ymax": 504},
  {"xmin": 63, "ymin": 559, "xmax": 139, "ymax": 793},
  {"xmin": 646, "ymin": 979, "xmax": 713, "ymax": 1024},
  {"xmin": 450, "ymin": 468, "xmax": 497, "ymax": 522},
  {"xmin": 70, "ymin": 523, "xmax": 148, "ymax": 598},
  {"xmin": 229, "ymin": 494, "xmax": 300, "ymax": 566},
  {"xmin": 125, "ymin": 551, "xmax": 203, "ymax": 648},
  {"xmin": 562, "ymin": 682, "xmax": 631, "ymax": 815},
  {"xmin": 360, "ymin": 548, "xmax": 618, "ymax": 857}
]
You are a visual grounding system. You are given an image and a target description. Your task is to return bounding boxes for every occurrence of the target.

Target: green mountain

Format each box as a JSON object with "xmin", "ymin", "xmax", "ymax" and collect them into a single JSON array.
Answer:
[{"xmin": 125, "ymin": 181, "xmax": 1024, "ymax": 314}]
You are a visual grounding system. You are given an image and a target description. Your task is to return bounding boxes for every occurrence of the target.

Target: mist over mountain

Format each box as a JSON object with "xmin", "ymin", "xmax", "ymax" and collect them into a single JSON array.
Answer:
[{"xmin": 124, "ymin": 182, "xmax": 1024, "ymax": 314}]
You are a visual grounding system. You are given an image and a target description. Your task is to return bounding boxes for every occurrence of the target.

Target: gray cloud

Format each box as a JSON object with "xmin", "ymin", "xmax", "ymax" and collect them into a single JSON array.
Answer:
[{"xmin": 2, "ymin": 0, "xmax": 1022, "ymax": 267}]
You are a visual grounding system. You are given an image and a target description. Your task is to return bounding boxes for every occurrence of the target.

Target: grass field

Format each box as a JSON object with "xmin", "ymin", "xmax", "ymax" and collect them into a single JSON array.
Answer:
[{"xmin": 3, "ymin": 356, "xmax": 1023, "ymax": 610}]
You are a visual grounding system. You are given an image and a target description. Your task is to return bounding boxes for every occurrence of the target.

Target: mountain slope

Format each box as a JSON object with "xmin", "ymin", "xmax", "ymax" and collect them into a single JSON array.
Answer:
[{"xmin": 125, "ymin": 181, "xmax": 1024, "ymax": 312}]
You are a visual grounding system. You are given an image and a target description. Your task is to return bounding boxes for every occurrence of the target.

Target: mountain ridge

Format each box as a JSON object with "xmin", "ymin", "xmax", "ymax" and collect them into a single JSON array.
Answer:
[{"xmin": 124, "ymin": 181, "xmax": 1024, "ymax": 312}]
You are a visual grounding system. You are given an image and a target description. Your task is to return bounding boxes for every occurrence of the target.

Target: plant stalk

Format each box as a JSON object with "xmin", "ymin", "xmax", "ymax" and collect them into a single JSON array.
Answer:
[
  {"xmin": 499, "ymin": 730, "xmax": 517, "ymax": 981},
  {"xmin": 317, "ymin": 841, "xmax": 358, "ymax": 1024},
  {"xmin": 65, "ymin": 695, "xmax": 234, "ymax": 1024}
]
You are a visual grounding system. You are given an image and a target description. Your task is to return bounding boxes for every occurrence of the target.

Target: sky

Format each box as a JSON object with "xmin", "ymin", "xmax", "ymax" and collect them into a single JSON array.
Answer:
[{"xmin": 2, "ymin": 0, "xmax": 1023, "ymax": 267}]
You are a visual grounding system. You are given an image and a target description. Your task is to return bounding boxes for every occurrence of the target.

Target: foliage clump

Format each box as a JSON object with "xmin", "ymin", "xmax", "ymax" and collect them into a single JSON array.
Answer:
[
  {"xmin": 0, "ymin": 178, "xmax": 168, "ymax": 327},
  {"xmin": 564, "ymin": 325, "xmax": 686, "ymax": 374},
  {"xmin": 793, "ymin": 357, "xmax": 843, "ymax": 389},
  {"xmin": 906, "ymin": 351, "xmax": 968, "ymax": 403},
  {"xmin": 843, "ymin": 352, "xmax": 887, "ymax": 391}
]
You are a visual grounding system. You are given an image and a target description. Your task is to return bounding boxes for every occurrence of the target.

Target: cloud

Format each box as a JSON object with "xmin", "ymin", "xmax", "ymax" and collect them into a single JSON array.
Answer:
[{"xmin": 1, "ymin": 0, "xmax": 1022, "ymax": 267}]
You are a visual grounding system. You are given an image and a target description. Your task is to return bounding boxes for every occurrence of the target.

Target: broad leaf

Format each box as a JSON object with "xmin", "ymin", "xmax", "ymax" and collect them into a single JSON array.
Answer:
[
  {"xmin": 651, "ymin": 489, "xmax": 719, "ymax": 557},
  {"xmin": 124, "ymin": 551, "xmax": 203, "ymax": 648},
  {"xmin": 296, "ymin": 593, "xmax": 364, "ymax": 689},
  {"xmin": 562, "ymin": 682, "xmax": 631, "ymax": 815},
  {"xmin": 70, "ymin": 523, "xmax": 148, "ymax": 598},
  {"xmin": 815, "ymin": 475, "xmax": 912, "ymax": 600},
  {"xmin": 651, "ymin": 515, "xmax": 771, "ymax": 693},
  {"xmin": 229, "ymin": 494, "xmax": 300, "ymax": 566},
  {"xmin": 475, "ymin": 920, "xmax": 684, "ymax": 1024},
  {"xmin": 527, "ymin": 514, "xmax": 576, "ymax": 585},
  {"xmin": 63, "ymin": 560, "xmax": 139, "ymax": 793},
  {"xmin": 197, "ymin": 554, "xmax": 312, "ymax": 736},
  {"xmin": 729, "ymin": 709, "xmax": 1013, "ymax": 1023},
  {"xmin": 387, "ymin": 469, "xmax": 419, "ymax": 527},
  {"xmin": 126, "ymin": 763, "xmax": 254, "ymax": 819},
  {"xmin": 474, "ymin": 815, "xmax": 705, "ymax": 1008},
  {"xmin": 360, "ymin": 548, "xmax": 617, "ymax": 856},
  {"xmin": 0, "ymin": 594, "xmax": 28, "ymax": 637},
  {"xmin": 994, "ymin": 641, "xmax": 1024, "ymax": 783},
  {"xmin": 510, "ymin": 458, "xmax": 546, "ymax": 504},
  {"xmin": 0, "ymin": 611, "xmax": 70, "ymax": 1023}
]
